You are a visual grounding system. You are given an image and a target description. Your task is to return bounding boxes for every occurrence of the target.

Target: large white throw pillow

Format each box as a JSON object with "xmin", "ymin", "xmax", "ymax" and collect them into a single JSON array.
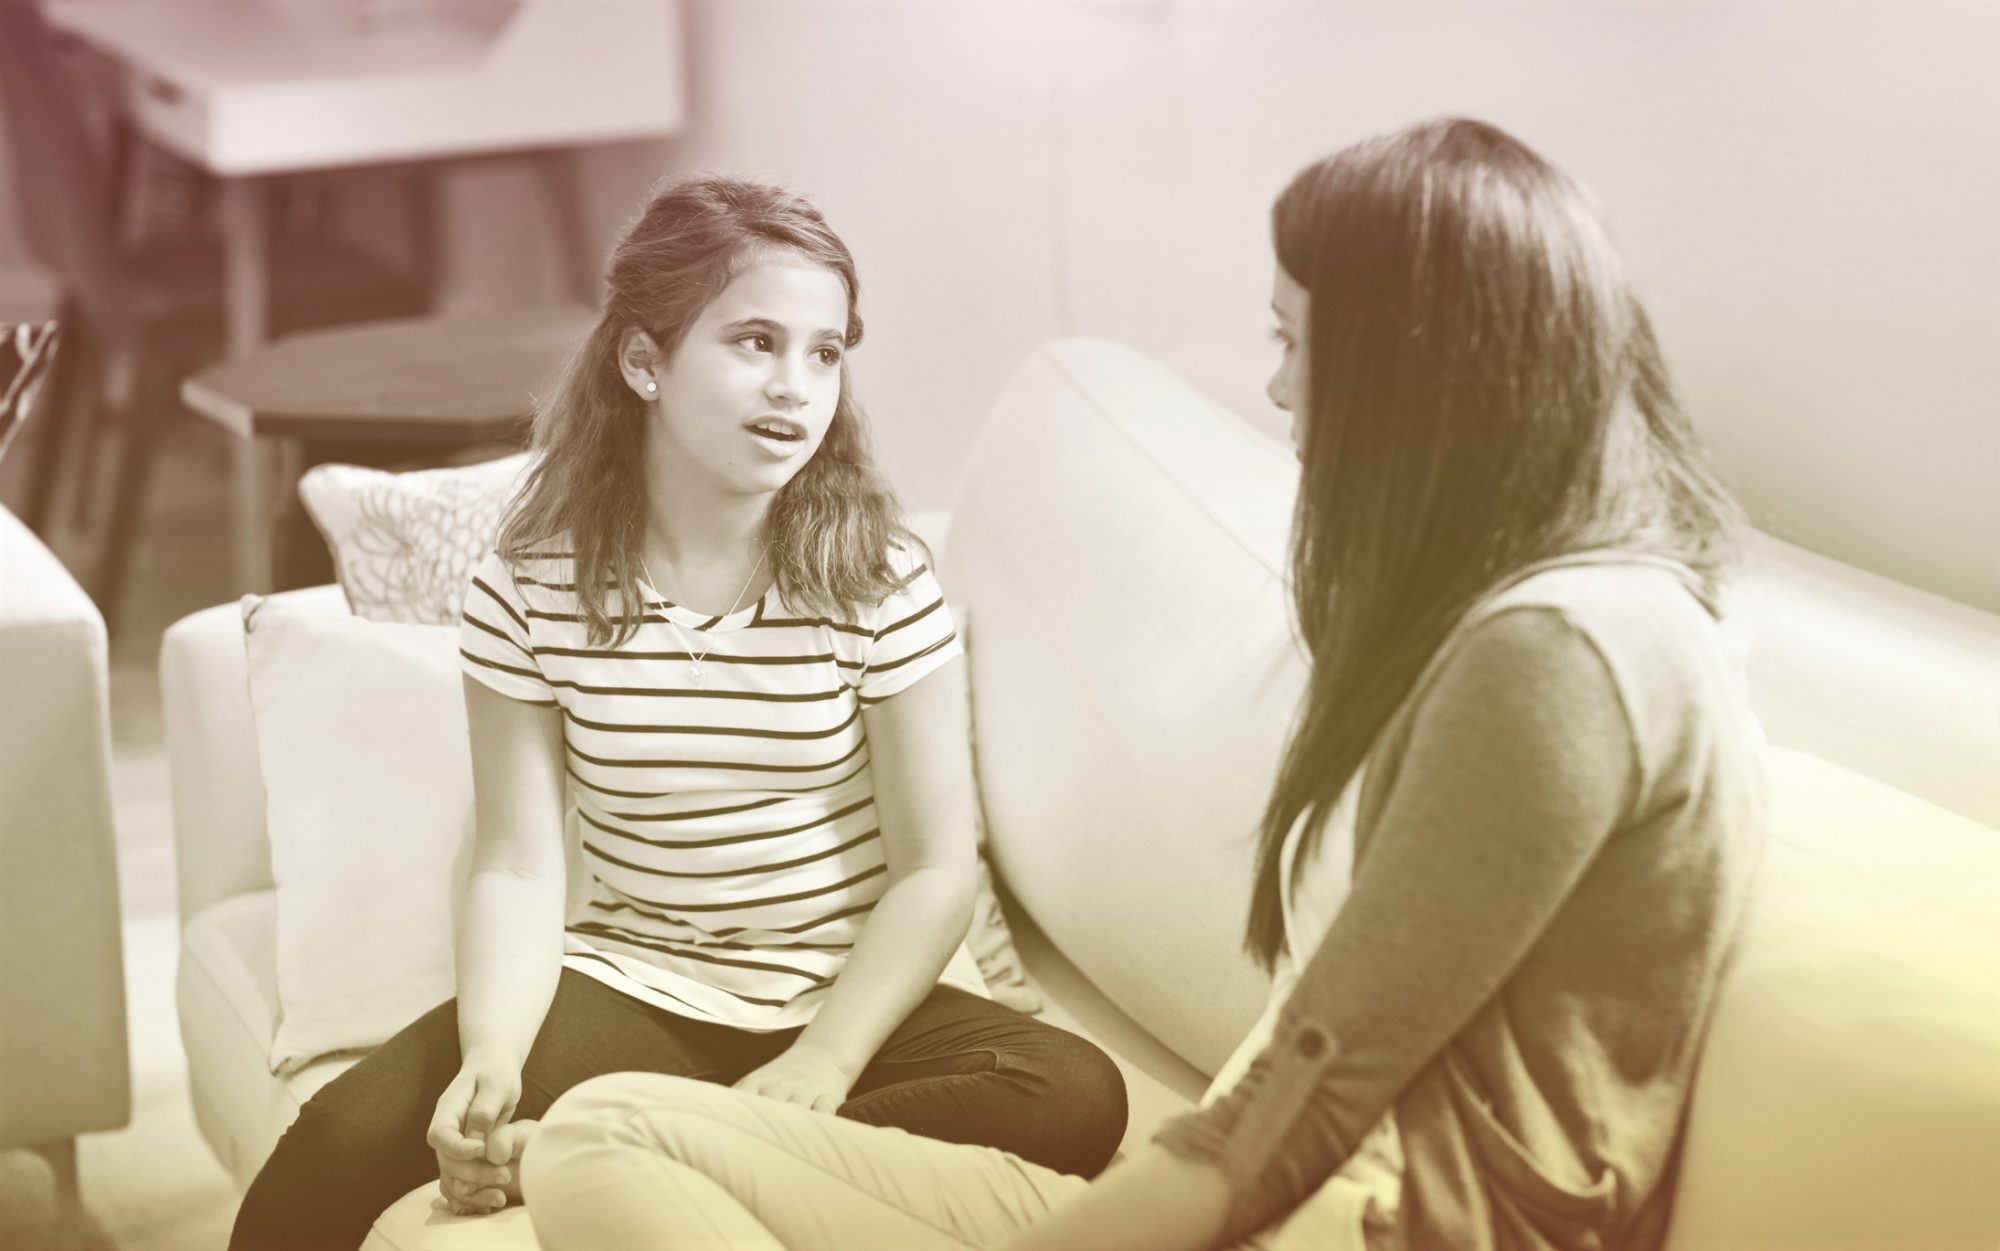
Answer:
[
  {"xmin": 943, "ymin": 338, "xmax": 1296, "ymax": 1076},
  {"xmin": 244, "ymin": 597, "xmax": 473, "ymax": 1075}
]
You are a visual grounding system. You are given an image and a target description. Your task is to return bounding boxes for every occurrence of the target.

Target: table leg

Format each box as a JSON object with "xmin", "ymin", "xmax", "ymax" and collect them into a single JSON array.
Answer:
[
  {"xmin": 405, "ymin": 164, "xmax": 445, "ymax": 313},
  {"xmin": 217, "ymin": 178, "xmax": 269, "ymax": 357},
  {"xmin": 217, "ymin": 178, "xmax": 272, "ymax": 591},
  {"xmin": 228, "ymin": 439, "xmax": 272, "ymax": 593},
  {"xmin": 535, "ymin": 148, "xmax": 597, "ymax": 306}
]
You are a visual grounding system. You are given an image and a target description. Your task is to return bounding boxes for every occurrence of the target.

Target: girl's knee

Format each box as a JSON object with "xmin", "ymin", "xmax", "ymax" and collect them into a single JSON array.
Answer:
[
  {"xmin": 269, "ymin": 1085, "xmax": 419, "ymax": 1168},
  {"xmin": 1039, "ymin": 1032, "xmax": 1129, "ymax": 1175}
]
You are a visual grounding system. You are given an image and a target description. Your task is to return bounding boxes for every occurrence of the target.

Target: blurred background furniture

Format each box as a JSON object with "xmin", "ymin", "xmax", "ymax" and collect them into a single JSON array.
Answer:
[
  {"xmin": 0, "ymin": 320, "xmax": 58, "ymax": 463},
  {"xmin": 0, "ymin": 498, "xmax": 131, "ymax": 1214},
  {"xmin": 42, "ymin": 0, "xmax": 687, "ymax": 596},
  {"xmin": 160, "ymin": 339, "xmax": 2000, "ymax": 1249},
  {"xmin": 179, "ymin": 302, "xmax": 597, "ymax": 588},
  {"xmin": 0, "ymin": 0, "xmax": 431, "ymax": 627}
]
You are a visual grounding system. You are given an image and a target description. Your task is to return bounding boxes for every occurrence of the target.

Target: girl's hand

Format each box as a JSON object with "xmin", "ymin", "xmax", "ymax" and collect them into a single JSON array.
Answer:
[
  {"xmin": 732, "ymin": 1040, "xmax": 857, "ymax": 1113},
  {"xmin": 432, "ymin": 1117, "xmax": 539, "ymax": 1216},
  {"xmin": 427, "ymin": 1055, "xmax": 523, "ymax": 1215}
]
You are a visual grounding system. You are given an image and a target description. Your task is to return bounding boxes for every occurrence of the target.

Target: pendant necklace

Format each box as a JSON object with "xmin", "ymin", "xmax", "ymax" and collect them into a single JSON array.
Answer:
[{"xmin": 640, "ymin": 550, "xmax": 766, "ymax": 687}]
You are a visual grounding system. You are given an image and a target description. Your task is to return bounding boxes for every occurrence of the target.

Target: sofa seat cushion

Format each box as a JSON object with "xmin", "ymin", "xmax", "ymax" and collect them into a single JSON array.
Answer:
[{"xmin": 1668, "ymin": 747, "xmax": 2000, "ymax": 1250}]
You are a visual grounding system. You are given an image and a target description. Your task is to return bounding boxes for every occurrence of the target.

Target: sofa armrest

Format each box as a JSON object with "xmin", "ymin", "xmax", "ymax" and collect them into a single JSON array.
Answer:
[
  {"xmin": 0, "ymin": 505, "xmax": 130, "ymax": 1146},
  {"xmin": 161, "ymin": 585, "xmax": 348, "ymax": 928}
]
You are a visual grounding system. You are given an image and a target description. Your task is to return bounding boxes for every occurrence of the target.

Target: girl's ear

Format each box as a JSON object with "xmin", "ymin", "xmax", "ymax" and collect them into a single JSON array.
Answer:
[{"xmin": 617, "ymin": 328, "xmax": 662, "ymax": 399}]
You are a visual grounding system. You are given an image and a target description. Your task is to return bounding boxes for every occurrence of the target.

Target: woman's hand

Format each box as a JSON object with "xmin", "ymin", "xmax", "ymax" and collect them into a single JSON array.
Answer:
[
  {"xmin": 732, "ymin": 1039, "xmax": 858, "ymax": 1113},
  {"xmin": 427, "ymin": 1053, "xmax": 525, "ymax": 1215}
]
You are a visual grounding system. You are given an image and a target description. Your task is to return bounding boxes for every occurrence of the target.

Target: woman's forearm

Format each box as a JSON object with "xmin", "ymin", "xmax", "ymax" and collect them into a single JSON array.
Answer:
[
  {"xmin": 794, "ymin": 863, "xmax": 975, "ymax": 1078},
  {"xmin": 1001, "ymin": 1146, "xmax": 1232, "ymax": 1251},
  {"xmin": 453, "ymin": 864, "xmax": 566, "ymax": 1065}
]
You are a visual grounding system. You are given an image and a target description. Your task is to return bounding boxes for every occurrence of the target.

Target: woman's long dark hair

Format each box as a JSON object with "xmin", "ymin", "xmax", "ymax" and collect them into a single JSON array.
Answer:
[
  {"xmin": 499, "ymin": 175, "xmax": 920, "ymax": 645},
  {"xmin": 1247, "ymin": 118, "xmax": 1744, "ymax": 968}
]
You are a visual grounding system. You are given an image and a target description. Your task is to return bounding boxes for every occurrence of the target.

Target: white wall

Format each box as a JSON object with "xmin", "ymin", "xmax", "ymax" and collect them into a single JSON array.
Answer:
[
  {"xmin": 657, "ymin": 1, "xmax": 1072, "ymax": 516},
  {"xmin": 4, "ymin": 1, "xmax": 1993, "ymax": 610},
  {"xmin": 1052, "ymin": 0, "xmax": 2000, "ymax": 614},
  {"xmin": 628, "ymin": 0, "xmax": 1998, "ymax": 611}
]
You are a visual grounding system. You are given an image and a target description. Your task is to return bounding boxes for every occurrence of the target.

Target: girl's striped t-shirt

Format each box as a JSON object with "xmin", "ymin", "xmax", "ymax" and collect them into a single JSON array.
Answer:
[{"xmin": 457, "ymin": 539, "xmax": 965, "ymax": 1030}]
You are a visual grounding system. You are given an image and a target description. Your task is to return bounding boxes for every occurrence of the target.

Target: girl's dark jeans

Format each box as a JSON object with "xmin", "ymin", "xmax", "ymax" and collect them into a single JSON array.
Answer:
[{"xmin": 229, "ymin": 970, "xmax": 1128, "ymax": 1250}]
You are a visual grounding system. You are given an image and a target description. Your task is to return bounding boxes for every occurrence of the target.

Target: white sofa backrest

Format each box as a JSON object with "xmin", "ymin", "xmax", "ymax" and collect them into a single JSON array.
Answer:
[
  {"xmin": 1738, "ymin": 536, "xmax": 2000, "ymax": 829},
  {"xmin": 944, "ymin": 336, "xmax": 2000, "ymax": 1083},
  {"xmin": 944, "ymin": 339, "xmax": 1297, "ymax": 1077}
]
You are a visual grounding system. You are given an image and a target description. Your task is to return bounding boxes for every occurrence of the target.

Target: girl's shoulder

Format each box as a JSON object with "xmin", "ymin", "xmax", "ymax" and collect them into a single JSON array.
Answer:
[
  {"xmin": 831, "ymin": 534, "xmax": 940, "ymax": 619},
  {"xmin": 475, "ymin": 541, "xmax": 583, "ymax": 607}
]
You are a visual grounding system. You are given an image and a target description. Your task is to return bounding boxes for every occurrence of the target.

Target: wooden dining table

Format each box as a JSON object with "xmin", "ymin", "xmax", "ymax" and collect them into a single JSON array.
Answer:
[{"xmin": 44, "ymin": 0, "xmax": 685, "ymax": 592}]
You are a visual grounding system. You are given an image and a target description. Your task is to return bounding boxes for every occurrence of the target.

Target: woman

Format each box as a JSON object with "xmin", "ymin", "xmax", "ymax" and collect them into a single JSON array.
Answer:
[
  {"xmin": 516, "ymin": 119, "xmax": 1767, "ymax": 1251},
  {"xmin": 229, "ymin": 177, "xmax": 1127, "ymax": 1251}
]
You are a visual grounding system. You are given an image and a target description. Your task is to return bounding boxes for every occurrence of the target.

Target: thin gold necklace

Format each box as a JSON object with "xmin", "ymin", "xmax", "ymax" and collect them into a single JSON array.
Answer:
[{"xmin": 639, "ymin": 551, "xmax": 765, "ymax": 687}]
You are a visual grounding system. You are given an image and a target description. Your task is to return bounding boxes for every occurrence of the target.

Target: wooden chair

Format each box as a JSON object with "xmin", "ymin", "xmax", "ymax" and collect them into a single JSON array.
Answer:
[
  {"xmin": 0, "ymin": 2, "xmax": 429, "ymax": 614},
  {"xmin": 179, "ymin": 303, "xmax": 597, "ymax": 588}
]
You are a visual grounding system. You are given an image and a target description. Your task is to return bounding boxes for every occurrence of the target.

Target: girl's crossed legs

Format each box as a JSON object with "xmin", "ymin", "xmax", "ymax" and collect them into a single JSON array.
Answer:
[
  {"xmin": 230, "ymin": 971, "xmax": 1125, "ymax": 1250},
  {"xmin": 523, "ymin": 1072, "xmax": 1092, "ymax": 1250}
]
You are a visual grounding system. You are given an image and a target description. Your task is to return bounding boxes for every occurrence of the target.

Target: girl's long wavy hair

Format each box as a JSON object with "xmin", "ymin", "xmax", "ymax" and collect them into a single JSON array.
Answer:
[
  {"xmin": 1247, "ymin": 118, "xmax": 1745, "ymax": 968},
  {"xmin": 498, "ymin": 175, "xmax": 921, "ymax": 645}
]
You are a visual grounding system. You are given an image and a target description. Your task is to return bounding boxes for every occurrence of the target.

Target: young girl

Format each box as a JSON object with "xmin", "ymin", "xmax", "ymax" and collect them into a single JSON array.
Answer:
[
  {"xmin": 514, "ymin": 119, "xmax": 1767, "ymax": 1251},
  {"xmin": 228, "ymin": 177, "xmax": 1127, "ymax": 1251}
]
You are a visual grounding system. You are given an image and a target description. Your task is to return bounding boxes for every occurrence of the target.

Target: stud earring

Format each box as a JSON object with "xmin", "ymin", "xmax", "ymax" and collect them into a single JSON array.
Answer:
[{"xmin": 644, "ymin": 381, "xmax": 657, "ymax": 395}]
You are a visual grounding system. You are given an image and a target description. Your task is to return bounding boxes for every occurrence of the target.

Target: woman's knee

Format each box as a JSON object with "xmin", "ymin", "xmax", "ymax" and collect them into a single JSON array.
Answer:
[
  {"xmin": 542, "ymin": 1071, "xmax": 705, "ymax": 1130},
  {"xmin": 526, "ymin": 1073, "xmax": 734, "ymax": 1194}
]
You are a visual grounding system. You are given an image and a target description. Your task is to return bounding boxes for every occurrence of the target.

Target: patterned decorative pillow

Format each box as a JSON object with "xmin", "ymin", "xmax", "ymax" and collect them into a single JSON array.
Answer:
[{"xmin": 298, "ymin": 452, "xmax": 531, "ymax": 624}]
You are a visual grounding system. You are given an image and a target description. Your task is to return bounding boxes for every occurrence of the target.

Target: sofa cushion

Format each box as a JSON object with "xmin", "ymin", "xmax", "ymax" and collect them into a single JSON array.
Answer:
[
  {"xmin": 944, "ymin": 338, "xmax": 1292, "ymax": 1077},
  {"xmin": 161, "ymin": 585, "xmax": 350, "ymax": 929},
  {"xmin": 1668, "ymin": 746, "xmax": 2000, "ymax": 1250},
  {"xmin": 244, "ymin": 599, "xmax": 476, "ymax": 1074},
  {"xmin": 299, "ymin": 453, "xmax": 530, "ymax": 625}
]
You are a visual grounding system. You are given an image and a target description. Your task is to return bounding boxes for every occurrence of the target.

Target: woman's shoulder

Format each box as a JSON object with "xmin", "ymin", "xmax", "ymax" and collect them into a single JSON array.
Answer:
[
  {"xmin": 1478, "ymin": 557, "xmax": 1734, "ymax": 673},
  {"xmin": 1456, "ymin": 557, "xmax": 1759, "ymax": 793}
]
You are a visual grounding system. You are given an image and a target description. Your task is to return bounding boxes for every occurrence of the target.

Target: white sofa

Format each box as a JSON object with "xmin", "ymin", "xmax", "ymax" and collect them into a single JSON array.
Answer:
[
  {"xmin": 0, "ymin": 503, "xmax": 130, "ymax": 1205},
  {"xmin": 161, "ymin": 340, "xmax": 2000, "ymax": 1249}
]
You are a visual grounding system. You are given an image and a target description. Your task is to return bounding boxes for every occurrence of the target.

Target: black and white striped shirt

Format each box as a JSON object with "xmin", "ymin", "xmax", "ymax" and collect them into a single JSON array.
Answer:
[{"xmin": 458, "ymin": 540, "xmax": 965, "ymax": 1029}]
